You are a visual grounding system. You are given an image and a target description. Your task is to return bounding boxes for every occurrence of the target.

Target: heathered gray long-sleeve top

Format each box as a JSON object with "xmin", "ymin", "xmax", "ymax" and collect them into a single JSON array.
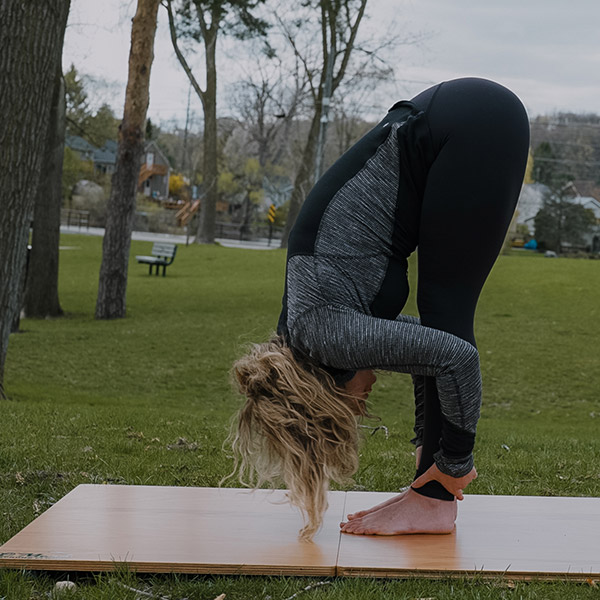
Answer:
[{"xmin": 277, "ymin": 100, "xmax": 480, "ymax": 478}]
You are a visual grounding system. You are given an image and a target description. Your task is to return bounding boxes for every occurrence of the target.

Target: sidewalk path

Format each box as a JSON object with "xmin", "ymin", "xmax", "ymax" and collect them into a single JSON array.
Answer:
[{"xmin": 60, "ymin": 225, "xmax": 281, "ymax": 251}]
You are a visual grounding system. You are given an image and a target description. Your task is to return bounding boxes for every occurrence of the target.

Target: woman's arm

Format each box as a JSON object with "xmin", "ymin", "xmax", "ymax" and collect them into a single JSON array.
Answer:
[
  {"xmin": 392, "ymin": 313, "xmax": 426, "ymax": 448},
  {"xmin": 291, "ymin": 304, "xmax": 481, "ymax": 478}
]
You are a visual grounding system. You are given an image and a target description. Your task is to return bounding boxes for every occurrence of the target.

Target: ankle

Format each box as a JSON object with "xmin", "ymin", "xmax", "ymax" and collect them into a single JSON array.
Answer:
[{"xmin": 411, "ymin": 480, "xmax": 455, "ymax": 501}]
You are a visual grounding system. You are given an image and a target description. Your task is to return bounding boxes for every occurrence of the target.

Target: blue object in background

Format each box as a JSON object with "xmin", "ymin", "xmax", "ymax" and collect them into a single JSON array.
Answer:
[{"xmin": 524, "ymin": 239, "xmax": 537, "ymax": 250}]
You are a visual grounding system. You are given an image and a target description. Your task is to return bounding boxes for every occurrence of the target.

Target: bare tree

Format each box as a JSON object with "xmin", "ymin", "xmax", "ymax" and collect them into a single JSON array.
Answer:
[
  {"xmin": 277, "ymin": 0, "xmax": 425, "ymax": 247},
  {"xmin": 329, "ymin": 62, "xmax": 395, "ymax": 158},
  {"xmin": 278, "ymin": 0, "xmax": 368, "ymax": 248},
  {"xmin": 0, "ymin": 0, "xmax": 71, "ymax": 397},
  {"xmin": 24, "ymin": 69, "xmax": 66, "ymax": 319},
  {"xmin": 231, "ymin": 52, "xmax": 309, "ymax": 169},
  {"xmin": 163, "ymin": 0, "xmax": 269, "ymax": 243},
  {"xmin": 530, "ymin": 113, "xmax": 600, "ymax": 198},
  {"xmin": 95, "ymin": 0, "xmax": 160, "ymax": 320}
]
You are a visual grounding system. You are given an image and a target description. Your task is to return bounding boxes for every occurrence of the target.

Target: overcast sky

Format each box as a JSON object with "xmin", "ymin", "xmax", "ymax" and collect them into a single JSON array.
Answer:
[{"xmin": 63, "ymin": 0, "xmax": 600, "ymax": 128}]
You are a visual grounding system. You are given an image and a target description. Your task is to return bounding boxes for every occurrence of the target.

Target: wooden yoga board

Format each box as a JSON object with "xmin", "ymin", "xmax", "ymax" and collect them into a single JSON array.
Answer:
[{"xmin": 0, "ymin": 484, "xmax": 599, "ymax": 580}]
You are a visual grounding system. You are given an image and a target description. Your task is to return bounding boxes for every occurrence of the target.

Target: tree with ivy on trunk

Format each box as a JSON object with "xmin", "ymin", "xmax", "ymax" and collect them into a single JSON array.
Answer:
[
  {"xmin": 163, "ymin": 0, "xmax": 269, "ymax": 244},
  {"xmin": 0, "ymin": 0, "xmax": 71, "ymax": 398},
  {"xmin": 95, "ymin": 0, "xmax": 160, "ymax": 320}
]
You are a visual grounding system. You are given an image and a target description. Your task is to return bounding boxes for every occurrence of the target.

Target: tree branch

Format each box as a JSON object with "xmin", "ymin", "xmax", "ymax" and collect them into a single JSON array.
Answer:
[
  {"xmin": 320, "ymin": 1, "xmax": 328, "ymax": 90},
  {"xmin": 193, "ymin": 0, "xmax": 209, "ymax": 38},
  {"xmin": 276, "ymin": 14, "xmax": 317, "ymax": 103},
  {"xmin": 162, "ymin": 0, "xmax": 207, "ymax": 110},
  {"xmin": 332, "ymin": 0, "xmax": 367, "ymax": 91}
]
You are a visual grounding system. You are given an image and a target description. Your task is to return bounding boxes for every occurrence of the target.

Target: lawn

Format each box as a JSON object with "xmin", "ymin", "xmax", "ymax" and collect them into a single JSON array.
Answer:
[{"xmin": 1, "ymin": 235, "xmax": 599, "ymax": 599}]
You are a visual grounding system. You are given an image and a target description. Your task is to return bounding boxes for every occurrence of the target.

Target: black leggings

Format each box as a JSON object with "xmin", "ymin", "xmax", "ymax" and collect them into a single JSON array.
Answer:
[{"xmin": 409, "ymin": 79, "xmax": 530, "ymax": 500}]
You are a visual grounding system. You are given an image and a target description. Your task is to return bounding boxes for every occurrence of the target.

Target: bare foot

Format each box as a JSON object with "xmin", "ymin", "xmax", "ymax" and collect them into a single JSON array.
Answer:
[
  {"xmin": 340, "ymin": 488, "xmax": 457, "ymax": 535},
  {"xmin": 346, "ymin": 487, "xmax": 410, "ymax": 520}
]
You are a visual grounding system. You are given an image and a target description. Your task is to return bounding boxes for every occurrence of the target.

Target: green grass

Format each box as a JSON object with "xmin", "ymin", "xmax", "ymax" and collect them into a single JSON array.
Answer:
[{"xmin": 1, "ymin": 236, "xmax": 599, "ymax": 598}]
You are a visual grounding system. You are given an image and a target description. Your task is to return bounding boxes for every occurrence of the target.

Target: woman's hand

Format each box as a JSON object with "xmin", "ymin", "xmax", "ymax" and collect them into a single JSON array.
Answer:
[{"xmin": 411, "ymin": 463, "xmax": 477, "ymax": 500}]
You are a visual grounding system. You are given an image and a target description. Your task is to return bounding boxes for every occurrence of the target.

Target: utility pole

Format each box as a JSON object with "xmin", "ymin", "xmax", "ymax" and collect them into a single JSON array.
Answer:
[
  {"xmin": 181, "ymin": 83, "xmax": 191, "ymax": 175},
  {"xmin": 314, "ymin": 39, "xmax": 335, "ymax": 183}
]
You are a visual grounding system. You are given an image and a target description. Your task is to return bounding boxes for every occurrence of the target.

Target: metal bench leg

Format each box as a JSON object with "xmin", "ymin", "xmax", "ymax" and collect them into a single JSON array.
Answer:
[
  {"xmin": 162, "ymin": 264, "xmax": 166, "ymax": 277},
  {"xmin": 148, "ymin": 264, "xmax": 152, "ymax": 276}
]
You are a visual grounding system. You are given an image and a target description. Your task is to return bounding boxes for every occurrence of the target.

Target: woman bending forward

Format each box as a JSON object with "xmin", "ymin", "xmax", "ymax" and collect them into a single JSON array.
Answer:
[{"xmin": 231, "ymin": 78, "xmax": 529, "ymax": 540}]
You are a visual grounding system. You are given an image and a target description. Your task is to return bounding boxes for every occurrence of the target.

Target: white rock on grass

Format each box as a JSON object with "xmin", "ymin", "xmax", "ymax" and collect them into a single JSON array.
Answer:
[{"xmin": 54, "ymin": 580, "xmax": 77, "ymax": 592}]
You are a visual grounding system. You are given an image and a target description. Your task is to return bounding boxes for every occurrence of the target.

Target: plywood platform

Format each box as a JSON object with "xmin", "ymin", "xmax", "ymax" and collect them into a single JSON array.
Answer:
[
  {"xmin": 0, "ymin": 485, "xmax": 345, "ymax": 575},
  {"xmin": 1, "ymin": 485, "xmax": 599, "ymax": 580},
  {"xmin": 338, "ymin": 492, "xmax": 600, "ymax": 580}
]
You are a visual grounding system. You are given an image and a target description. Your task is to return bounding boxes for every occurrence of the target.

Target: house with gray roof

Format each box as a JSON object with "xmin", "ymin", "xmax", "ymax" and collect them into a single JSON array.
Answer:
[
  {"xmin": 66, "ymin": 136, "xmax": 171, "ymax": 201},
  {"xmin": 65, "ymin": 135, "xmax": 96, "ymax": 162},
  {"xmin": 65, "ymin": 135, "xmax": 117, "ymax": 174},
  {"xmin": 93, "ymin": 140, "xmax": 117, "ymax": 174}
]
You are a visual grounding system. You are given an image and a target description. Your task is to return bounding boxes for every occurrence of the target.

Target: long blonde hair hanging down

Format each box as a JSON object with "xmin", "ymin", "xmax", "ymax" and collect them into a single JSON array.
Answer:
[{"xmin": 227, "ymin": 335, "xmax": 363, "ymax": 541}]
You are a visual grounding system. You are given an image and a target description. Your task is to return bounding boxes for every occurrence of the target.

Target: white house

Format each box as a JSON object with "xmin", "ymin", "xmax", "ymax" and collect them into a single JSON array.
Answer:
[
  {"xmin": 516, "ymin": 184, "xmax": 600, "ymax": 252},
  {"xmin": 515, "ymin": 183, "xmax": 546, "ymax": 234}
]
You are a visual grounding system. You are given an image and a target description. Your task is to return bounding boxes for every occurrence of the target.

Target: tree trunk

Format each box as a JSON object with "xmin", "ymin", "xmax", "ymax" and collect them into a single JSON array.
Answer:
[
  {"xmin": 165, "ymin": 0, "xmax": 267, "ymax": 244},
  {"xmin": 280, "ymin": 104, "xmax": 322, "ymax": 248},
  {"xmin": 10, "ymin": 250, "xmax": 29, "ymax": 334},
  {"xmin": 24, "ymin": 69, "xmax": 66, "ymax": 318},
  {"xmin": 0, "ymin": 0, "xmax": 71, "ymax": 397},
  {"xmin": 95, "ymin": 0, "xmax": 160, "ymax": 319},
  {"xmin": 196, "ymin": 27, "xmax": 218, "ymax": 244}
]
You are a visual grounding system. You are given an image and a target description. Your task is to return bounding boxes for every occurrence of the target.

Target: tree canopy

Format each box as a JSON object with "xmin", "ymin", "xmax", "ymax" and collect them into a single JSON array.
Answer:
[
  {"xmin": 64, "ymin": 64, "xmax": 119, "ymax": 147},
  {"xmin": 534, "ymin": 199, "xmax": 595, "ymax": 253}
]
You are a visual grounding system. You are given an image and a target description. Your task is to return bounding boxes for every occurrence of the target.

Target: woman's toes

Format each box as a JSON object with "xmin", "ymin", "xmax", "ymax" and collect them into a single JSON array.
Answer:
[
  {"xmin": 352, "ymin": 524, "xmax": 370, "ymax": 535},
  {"xmin": 342, "ymin": 520, "xmax": 359, "ymax": 533},
  {"xmin": 347, "ymin": 511, "xmax": 364, "ymax": 520}
]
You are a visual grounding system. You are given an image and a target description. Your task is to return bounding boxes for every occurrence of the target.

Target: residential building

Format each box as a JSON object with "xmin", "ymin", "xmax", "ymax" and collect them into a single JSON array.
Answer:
[{"xmin": 138, "ymin": 140, "xmax": 170, "ymax": 200}]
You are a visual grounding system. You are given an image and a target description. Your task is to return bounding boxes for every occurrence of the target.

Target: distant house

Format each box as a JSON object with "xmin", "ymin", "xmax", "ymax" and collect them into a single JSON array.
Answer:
[
  {"xmin": 138, "ymin": 140, "xmax": 170, "ymax": 200},
  {"xmin": 65, "ymin": 135, "xmax": 96, "ymax": 162},
  {"xmin": 515, "ymin": 183, "xmax": 546, "ymax": 234},
  {"xmin": 66, "ymin": 135, "xmax": 171, "ymax": 200},
  {"xmin": 516, "ymin": 183, "xmax": 600, "ymax": 252},
  {"xmin": 572, "ymin": 196, "xmax": 600, "ymax": 252},
  {"xmin": 93, "ymin": 139, "xmax": 117, "ymax": 174},
  {"xmin": 571, "ymin": 195, "xmax": 600, "ymax": 220},
  {"xmin": 65, "ymin": 135, "xmax": 117, "ymax": 175}
]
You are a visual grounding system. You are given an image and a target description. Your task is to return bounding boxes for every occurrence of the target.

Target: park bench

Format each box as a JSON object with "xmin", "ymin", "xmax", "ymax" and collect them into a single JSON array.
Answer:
[{"xmin": 136, "ymin": 242, "xmax": 177, "ymax": 276}]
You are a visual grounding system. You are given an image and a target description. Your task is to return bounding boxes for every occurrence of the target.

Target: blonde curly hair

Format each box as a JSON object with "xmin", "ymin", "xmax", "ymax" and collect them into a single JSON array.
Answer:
[{"xmin": 227, "ymin": 335, "xmax": 364, "ymax": 541}]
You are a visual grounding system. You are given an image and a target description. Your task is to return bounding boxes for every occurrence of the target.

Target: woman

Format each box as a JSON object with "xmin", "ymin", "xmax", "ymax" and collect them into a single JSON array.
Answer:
[{"xmin": 230, "ymin": 78, "xmax": 530, "ymax": 540}]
